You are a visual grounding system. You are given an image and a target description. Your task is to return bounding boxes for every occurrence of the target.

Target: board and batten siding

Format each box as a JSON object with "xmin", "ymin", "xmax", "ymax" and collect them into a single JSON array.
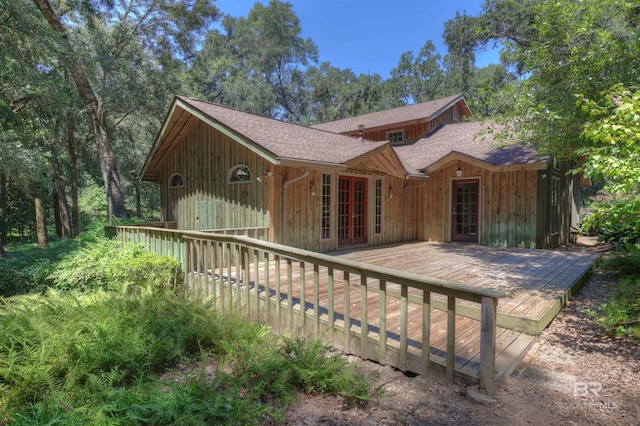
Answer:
[
  {"xmin": 421, "ymin": 161, "xmax": 540, "ymax": 248},
  {"xmin": 158, "ymin": 120, "xmax": 272, "ymax": 232}
]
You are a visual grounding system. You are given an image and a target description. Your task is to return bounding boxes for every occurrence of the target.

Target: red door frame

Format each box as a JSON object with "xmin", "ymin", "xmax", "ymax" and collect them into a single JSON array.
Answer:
[
  {"xmin": 338, "ymin": 176, "xmax": 368, "ymax": 246},
  {"xmin": 451, "ymin": 179, "xmax": 480, "ymax": 243}
]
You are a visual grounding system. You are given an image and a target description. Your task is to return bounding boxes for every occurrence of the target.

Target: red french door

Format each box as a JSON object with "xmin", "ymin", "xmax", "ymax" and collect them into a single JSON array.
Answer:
[
  {"xmin": 452, "ymin": 179, "xmax": 479, "ymax": 243},
  {"xmin": 338, "ymin": 176, "xmax": 368, "ymax": 246}
]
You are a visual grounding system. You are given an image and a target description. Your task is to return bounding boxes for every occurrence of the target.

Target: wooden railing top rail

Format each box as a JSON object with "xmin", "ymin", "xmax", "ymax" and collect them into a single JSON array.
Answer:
[
  {"xmin": 199, "ymin": 226, "xmax": 268, "ymax": 233},
  {"xmin": 182, "ymin": 230, "xmax": 506, "ymax": 303}
]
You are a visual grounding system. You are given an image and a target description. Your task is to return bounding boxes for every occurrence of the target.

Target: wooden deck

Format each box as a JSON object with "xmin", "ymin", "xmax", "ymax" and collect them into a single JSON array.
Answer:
[
  {"xmin": 333, "ymin": 241, "xmax": 599, "ymax": 336},
  {"xmin": 193, "ymin": 241, "xmax": 598, "ymax": 384}
]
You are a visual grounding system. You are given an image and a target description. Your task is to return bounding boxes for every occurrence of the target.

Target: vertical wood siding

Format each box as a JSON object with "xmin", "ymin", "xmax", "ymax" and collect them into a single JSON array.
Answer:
[
  {"xmin": 422, "ymin": 162, "xmax": 540, "ymax": 248},
  {"xmin": 155, "ymin": 119, "xmax": 574, "ymax": 252},
  {"xmin": 158, "ymin": 121, "xmax": 272, "ymax": 232},
  {"xmin": 536, "ymin": 162, "xmax": 576, "ymax": 248},
  {"xmin": 276, "ymin": 167, "xmax": 415, "ymax": 253}
]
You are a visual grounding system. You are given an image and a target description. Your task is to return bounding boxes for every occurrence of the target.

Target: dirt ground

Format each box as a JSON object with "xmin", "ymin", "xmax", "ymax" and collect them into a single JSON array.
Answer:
[{"xmin": 284, "ymin": 239, "xmax": 640, "ymax": 426}]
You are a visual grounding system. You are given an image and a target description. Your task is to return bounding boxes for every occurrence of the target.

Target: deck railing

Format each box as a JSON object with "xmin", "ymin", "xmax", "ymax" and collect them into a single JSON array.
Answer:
[
  {"xmin": 109, "ymin": 225, "xmax": 269, "ymax": 271},
  {"xmin": 108, "ymin": 226, "xmax": 504, "ymax": 396}
]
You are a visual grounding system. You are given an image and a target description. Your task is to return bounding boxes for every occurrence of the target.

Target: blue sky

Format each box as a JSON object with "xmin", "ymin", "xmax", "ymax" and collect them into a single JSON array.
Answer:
[{"xmin": 214, "ymin": 0, "xmax": 500, "ymax": 78}]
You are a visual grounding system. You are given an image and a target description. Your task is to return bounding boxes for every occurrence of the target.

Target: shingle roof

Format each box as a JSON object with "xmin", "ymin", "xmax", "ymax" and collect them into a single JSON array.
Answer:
[
  {"xmin": 178, "ymin": 96, "xmax": 390, "ymax": 165},
  {"xmin": 310, "ymin": 94, "xmax": 465, "ymax": 134},
  {"xmin": 393, "ymin": 121, "xmax": 549, "ymax": 172}
]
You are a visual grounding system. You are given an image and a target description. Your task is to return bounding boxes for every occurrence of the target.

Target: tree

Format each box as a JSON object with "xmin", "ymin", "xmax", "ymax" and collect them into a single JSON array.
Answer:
[
  {"xmin": 0, "ymin": 172, "xmax": 6, "ymax": 256},
  {"xmin": 29, "ymin": 0, "xmax": 219, "ymax": 221},
  {"xmin": 388, "ymin": 41, "xmax": 446, "ymax": 104},
  {"xmin": 466, "ymin": 64, "xmax": 513, "ymax": 117},
  {"xmin": 445, "ymin": 0, "xmax": 640, "ymax": 158},
  {"xmin": 442, "ymin": 12, "xmax": 478, "ymax": 97},
  {"xmin": 190, "ymin": 0, "xmax": 317, "ymax": 122},
  {"xmin": 579, "ymin": 85, "xmax": 640, "ymax": 246}
]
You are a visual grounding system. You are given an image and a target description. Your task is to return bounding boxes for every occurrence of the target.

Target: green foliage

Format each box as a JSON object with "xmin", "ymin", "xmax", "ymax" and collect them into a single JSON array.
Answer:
[
  {"xmin": 48, "ymin": 236, "xmax": 182, "ymax": 294},
  {"xmin": 78, "ymin": 178, "xmax": 109, "ymax": 226},
  {"xmin": 578, "ymin": 85, "xmax": 640, "ymax": 194},
  {"xmin": 0, "ymin": 231, "xmax": 181, "ymax": 296},
  {"xmin": 0, "ymin": 289, "xmax": 375, "ymax": 424},
  {"xmin": 1, "ymin": 235, "xmax": 374, "ymax": 423},
  {"xmin": 578, "ymin": 86, "xmax": 640, "ymax": 249},
  {"xmin": 582, "ymin": 192, "xmax": 640, "ymax": 250},
  {"xmin": 280, "ymin": 336, "xmax": 374, "ymax": 407},
  {"xmin": 389, "ymin": 41, "xmax": 447, "ymax": 104},
  {"xmin": 0, "ymin": 238, "xmax": 78, "ymax": 296},
  {"xmin": 584, "ymin": 256, "xmax": 640, "ymax": 340},
  {"xmin": 448, "ymin": 0, "xmax": 640, "ymax": 156},
  {"xmin": 0, "ymin": 291, "xmax": 224, "ymax": 423}
]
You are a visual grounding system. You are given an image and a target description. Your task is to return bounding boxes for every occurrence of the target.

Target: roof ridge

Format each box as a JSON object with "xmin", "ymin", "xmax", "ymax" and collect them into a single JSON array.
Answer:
[
  {"xmin": 175, "ymin": 95, "xmax": 385, "ymax": 142},
  {"xmin": 311, "ymin": 93, "xmax": 465, "ymax": 128}
]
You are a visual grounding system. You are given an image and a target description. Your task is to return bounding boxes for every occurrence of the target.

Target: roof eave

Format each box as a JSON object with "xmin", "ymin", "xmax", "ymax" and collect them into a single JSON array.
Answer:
[
  {"xmin": 422, "ymin": 151, "xmax": 550, "ymax": 174},
  {"xmin": 278, "ymin": 157, "xmax": 347, "ymax": 170},
  {"xmin": 139, "ymin": 97, "xmax": 181, "ymax": 181}
]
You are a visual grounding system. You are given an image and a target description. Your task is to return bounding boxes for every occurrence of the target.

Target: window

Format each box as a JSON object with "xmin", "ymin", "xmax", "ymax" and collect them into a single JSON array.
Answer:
[
  {"xmin": 228, "ymin": 164, "xmax": 252, "ymax": 183},
  {"xmin": 386, "ymin": 129, "xmax": 404, "ymax": 143},
  {"xmin": 169, "ymin": 173, "xmax": 184, "ymax": 188},
  {"xmin": 374, "ymin": 178, "xmax": 383, "ymax": 235},
  {"xmin": 321, "ymin": 174, "xmax": 332, "ymax": 240}
]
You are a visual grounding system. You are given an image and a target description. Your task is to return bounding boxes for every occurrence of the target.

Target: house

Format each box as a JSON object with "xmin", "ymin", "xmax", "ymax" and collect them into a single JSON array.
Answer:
[{"xmin": 140, "ymin": 94, "xmax": 579, "ymax": 251}]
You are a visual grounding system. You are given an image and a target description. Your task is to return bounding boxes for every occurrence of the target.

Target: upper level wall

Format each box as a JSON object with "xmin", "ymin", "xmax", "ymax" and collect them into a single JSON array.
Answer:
[{"xmin": 341, "ymin": 100, "xmax": 471, "ymax": 143}]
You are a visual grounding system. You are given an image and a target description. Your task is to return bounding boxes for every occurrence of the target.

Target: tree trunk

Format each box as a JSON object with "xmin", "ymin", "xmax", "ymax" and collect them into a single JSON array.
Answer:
[
  {"xmin": 49, "ymin": 143, "xmax": 72, "ymax": 238},
  {"xmin": 32, "ymin": 0, "xmax": 128, "ymax": 222},
  {"xmin": 0, "ymin": 237, "xmax": 4, "ymax": 257},
  {"xmin": 34, "ymin": 196, "xmax": 48, "ymax": 248},
  {"xmin": 0, "ymin": 172, "xmax": 7, "ymax": 246},
  {"xmin": 135, "ymin": 180, "xmax": 142, "ymax": 218},
  {"xmin": 53, "ymin": 190, "xmax": 62, "ymax": 237},
  {"xmin": 67, "ymin": 110, "xmax": 80, "ymax": 237}
]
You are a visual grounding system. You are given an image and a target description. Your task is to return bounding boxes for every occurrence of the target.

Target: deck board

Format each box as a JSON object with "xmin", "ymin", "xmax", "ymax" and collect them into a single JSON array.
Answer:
[{"xmin": 195, "ymin": 241, "xmax": 597, "ymax": 384}]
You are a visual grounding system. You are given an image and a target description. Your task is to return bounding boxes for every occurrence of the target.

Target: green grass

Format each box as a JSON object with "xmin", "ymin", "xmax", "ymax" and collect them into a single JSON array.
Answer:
[{"xmin": 0, "ymin": 235, "xmax": 375, "ymax": 424}]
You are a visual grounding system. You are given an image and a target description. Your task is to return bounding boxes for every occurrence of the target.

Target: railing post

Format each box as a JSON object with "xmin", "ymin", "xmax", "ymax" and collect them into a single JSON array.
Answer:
[
  {"xmin": 379, "ymin": 280, "xmax": 387, "ymax": 365},
  {"xmin": 446, "ymin": 296, "xmax": 456, "ymax": 383},
  {"xmin": 422, "ymin": 290, "xmax": 431, "ymax": 375},
  {"xmin": 400, "ymin": 285, "xmax": 408, "ymax": 370},
  {"xmin": 480, "ymin": 296, "xmax": 498, "ymax": 396}
]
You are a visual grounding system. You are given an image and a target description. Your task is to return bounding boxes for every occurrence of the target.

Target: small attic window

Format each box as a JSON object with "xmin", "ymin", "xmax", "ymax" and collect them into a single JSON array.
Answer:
[
  {"xmin": 452, "ymin": 105, "xmax": 461, "ymax": 122},
  {"xmin": 229, "ymin": 164, "xmax": 252, "ymax": 183},
  {"xmin": 169, "ymin": 173, "xmax": 184, "ymax": 188},
  {"xmin": 386, "ymin": 129, "xmax": 404, "ymax": 143}
]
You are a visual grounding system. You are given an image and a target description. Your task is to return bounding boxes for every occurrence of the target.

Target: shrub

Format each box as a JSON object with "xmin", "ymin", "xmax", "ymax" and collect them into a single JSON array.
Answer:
[
  {"xmin": 584, "ymin": 253, "xmax": 640, "ymax": 341},
  {"xmin": 0, "ymin": 292, "xmax": 375, "ymax": 424},
  {"xmin": 48, "ymin": 237, "xmax": 182, "ymax": 294},
  {"xmin": 0, "ymin": 290, "xmax": 224, "ymax": 421},
  {"xmin": 0, "ymin": 238, "xmax": 79, "ymax": 296},
  {"xmin": 582, "ymin": 191, "xmax": 640, "ymax": 251}
]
